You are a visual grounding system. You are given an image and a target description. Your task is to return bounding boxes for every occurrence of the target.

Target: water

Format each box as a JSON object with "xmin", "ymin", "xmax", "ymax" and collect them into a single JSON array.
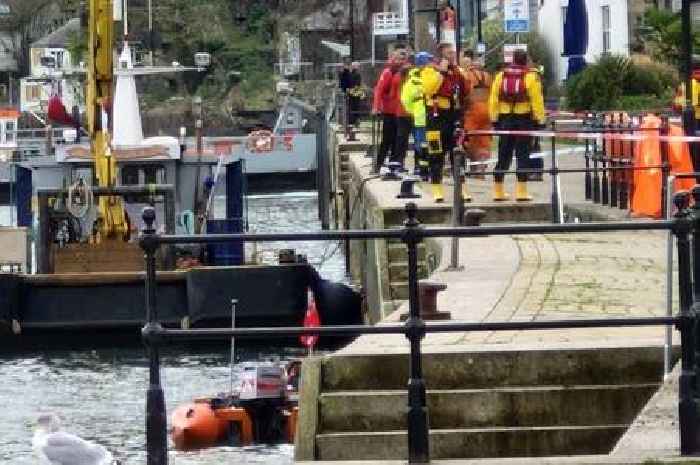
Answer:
[{"xmin": 1, "ymin": 193, "xmax": 346, "ymax": 464}]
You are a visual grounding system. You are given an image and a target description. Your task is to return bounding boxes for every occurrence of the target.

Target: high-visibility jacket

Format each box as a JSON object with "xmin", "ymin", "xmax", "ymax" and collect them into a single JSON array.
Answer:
[
  {"xmin": 390, "ymin": 70, "xmax": 410, "ymax": 118},
  {"xmin": 422, "ymin": 65, "xmax": 470, "ymax": 111},
  {"xmin": 400, "ymin": 68, "xmax": 427, "ymax": 127},
  {"xmin": 488, "ymin": 68, "xmax": 545, "ymax": 124},
  {"xmin": 674, "ymin": 80, "xmax": 700, "ymax": 118}
]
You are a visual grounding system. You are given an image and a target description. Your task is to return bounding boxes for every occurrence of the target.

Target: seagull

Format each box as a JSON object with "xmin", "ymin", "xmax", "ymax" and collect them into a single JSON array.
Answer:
[{"xmin": 33, "ymin": 414, "xmax": 119, "ymax": 465}]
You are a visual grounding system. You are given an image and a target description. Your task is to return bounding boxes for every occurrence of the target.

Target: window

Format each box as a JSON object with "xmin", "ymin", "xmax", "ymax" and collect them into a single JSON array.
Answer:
[
  {"xmin": 120, "ymin": 164, "xmax": 166, "ymax": 186},
  {"xmin": 602, "ymin": 5, "xmax": 611, "ymax": 53}
]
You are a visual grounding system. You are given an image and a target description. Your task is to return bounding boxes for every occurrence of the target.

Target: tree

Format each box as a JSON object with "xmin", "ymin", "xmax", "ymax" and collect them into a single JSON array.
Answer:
[
  {"xmin": 465, "ymin": 16, "xmax": 554, "ymax": 89},
  {"xmin": 0, "ymin": 0, "xmax": 75, "ymax": 76},
  {"xmin": 637, "ymin": 7, "xmax": 700, "ymax": 69}
]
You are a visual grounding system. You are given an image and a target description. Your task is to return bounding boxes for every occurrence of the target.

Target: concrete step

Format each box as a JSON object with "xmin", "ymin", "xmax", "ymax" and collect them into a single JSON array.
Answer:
[
  {"xmin": 315, "ymin": 425, "xmax": 627, "ymax": 460},
  {"xmin": 388, "ymin": 260, "xmax": 429, "ymax": 282},
  {"xmin": 388, "ymin": 281, "xmax": 409, "ymax": 300},
  {"xmin": 338, "ymin": 142, "xmax": 371, "ymax": 153},
  {"xmin": 321, "ymin": 347, "xmax": 670, "ymax": 392},
  {"xmin": 387, "ymin": 242, "xmax": 428, "ymax": 262},
  {"xmin": 318, "ymin": 385, "xmax": 658, "ymax": 433}
]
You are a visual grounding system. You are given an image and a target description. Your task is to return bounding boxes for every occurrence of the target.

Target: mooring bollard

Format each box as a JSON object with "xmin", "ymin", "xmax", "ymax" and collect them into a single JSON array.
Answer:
[
  {"xmin": 402, "ymin": 202, "xmax": 430, "ymax": 464},
  {"xmin": 401, "ymin": 280, "xmax": 451, "ymax": 321},
  {"xmin": 141, "ymin": 207, "xmax": 169, "ymax": 465}
]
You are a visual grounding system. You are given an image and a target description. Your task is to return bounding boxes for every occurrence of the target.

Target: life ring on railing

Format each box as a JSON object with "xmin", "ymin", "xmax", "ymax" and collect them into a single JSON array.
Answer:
[{"xmin": 246, "ymin": 130, "xmax": 274, "ymax": 153}]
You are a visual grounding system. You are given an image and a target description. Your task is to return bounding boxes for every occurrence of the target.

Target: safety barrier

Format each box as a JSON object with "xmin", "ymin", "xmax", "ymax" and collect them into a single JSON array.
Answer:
[{"xmin": 139, "ymin": 194, "xmax": 700, "ymax": 464}]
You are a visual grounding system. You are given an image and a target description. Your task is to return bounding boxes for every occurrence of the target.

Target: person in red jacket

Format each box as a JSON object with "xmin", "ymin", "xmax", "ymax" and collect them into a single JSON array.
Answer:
[{"xmin": 372, "ymin": 46, "xmax": 407, "ymax": 171}]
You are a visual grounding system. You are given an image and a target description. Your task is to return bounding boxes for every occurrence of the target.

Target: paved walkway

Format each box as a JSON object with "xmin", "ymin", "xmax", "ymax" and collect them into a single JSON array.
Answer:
[{"xmin": 338, "ymin": 131, "xmax": 677, "ymax": 355}]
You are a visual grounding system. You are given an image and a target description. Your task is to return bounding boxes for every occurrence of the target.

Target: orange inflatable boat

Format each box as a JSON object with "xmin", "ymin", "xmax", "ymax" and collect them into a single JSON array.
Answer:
[{"xmin": 170, "ymin": 360, "xmax": 301, "ymax": 450}]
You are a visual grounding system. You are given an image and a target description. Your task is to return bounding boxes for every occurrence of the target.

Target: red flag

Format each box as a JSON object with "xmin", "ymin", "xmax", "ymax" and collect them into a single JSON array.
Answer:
[
  {"xmin": 47, "ymin": 94, "xmax": 75, "ymax": 126},
  {"xmin": 300, "ymin": 293, "xmax": 320, "ymax": 349}
]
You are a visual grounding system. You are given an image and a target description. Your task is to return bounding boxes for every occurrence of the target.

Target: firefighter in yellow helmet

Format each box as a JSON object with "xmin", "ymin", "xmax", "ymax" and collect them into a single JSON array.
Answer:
[{"xmin": 488, "ymin": 49, "xmax": 545, "ymax": 201}]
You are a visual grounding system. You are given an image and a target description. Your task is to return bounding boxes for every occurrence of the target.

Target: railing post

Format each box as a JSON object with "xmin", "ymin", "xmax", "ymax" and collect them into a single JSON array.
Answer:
[
  {"xmin": 402, "ymin": 202, "xmax": 430, "ymax": 464},
  {"xmin": 691, "ymin": 186, "xmax": 700, "ymax": 393},
  {"xmin": 140, "ymin": 207, "xmax": 169, "ymax": 465},
  {"xmin": 593, "ymin": 118, "xmax": 601, "ymax": 204},
  {"xmin": 601, "ymin": 119, "xmax": 610, "ymax": 206},
  {"xmin": 673, "ymin": 191, "xmax": 699, "ymax": 455},
  {"xmin": 584, "ymin": 129, "xmax": 592, "ymax": 201},
  {"xmin": 660, "ymin": 118, "xmax": 671, "ymax": 219},
  {"xmin": 550, "ymin": 120, "xmax": 561, "ymax": 224}
]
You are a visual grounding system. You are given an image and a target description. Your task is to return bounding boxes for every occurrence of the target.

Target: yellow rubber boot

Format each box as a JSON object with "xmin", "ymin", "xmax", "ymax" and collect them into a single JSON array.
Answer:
[
  {"xmin": 492, "ymin": 182, "xmax": 509, "ymax": 201},
  {"xmin": 515, "ymin": 181, "xmax": 533, "ymax": 201},
  {"xmin": 461, "ymin": 182, "xmax": 472, "ymax": 202},
  {"xmin": 431, "ymin": 183, "xmax": 444, "ymax": 203}
]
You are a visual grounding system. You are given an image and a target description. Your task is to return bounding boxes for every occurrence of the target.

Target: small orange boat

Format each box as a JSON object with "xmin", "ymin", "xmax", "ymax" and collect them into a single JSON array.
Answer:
[{"xmin": 170, "ymin": 361, "xmax": 300, "ymax": 450}]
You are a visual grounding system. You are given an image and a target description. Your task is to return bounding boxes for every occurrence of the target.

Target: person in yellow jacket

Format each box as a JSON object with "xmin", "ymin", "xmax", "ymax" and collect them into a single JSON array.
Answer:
[
  {"xmin": 401, "ymin": 52, "xmax": 432, "ymax": 180},
  {"xmin": 488, "ymin": 49, "xmax": 545, "ymax": 201},
  {"xmin": 421, "ymin": 43, "xmax": 471, "ymax": 202}
]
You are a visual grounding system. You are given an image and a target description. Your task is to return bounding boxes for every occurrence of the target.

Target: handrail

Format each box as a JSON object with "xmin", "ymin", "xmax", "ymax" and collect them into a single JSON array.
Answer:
[{"xmin": 138, "ymin": 195, "xmax": 700, "ymax": 464}]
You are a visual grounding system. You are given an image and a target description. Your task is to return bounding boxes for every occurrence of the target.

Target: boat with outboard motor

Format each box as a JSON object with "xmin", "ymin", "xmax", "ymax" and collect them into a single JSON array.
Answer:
[{"xmin": 170, "ymin": 359, "xmax": 301, "ymax": 449}]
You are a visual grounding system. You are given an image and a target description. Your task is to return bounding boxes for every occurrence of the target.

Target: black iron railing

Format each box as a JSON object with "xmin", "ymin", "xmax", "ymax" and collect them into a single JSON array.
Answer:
[{"xmin": 139, "ymin": 191, "xmax": 700, "ymax": 465}]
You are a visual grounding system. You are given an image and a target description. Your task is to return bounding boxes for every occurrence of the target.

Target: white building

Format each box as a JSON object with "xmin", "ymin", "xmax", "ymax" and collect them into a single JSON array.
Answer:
[
  {"xmin": 20, "ymin": 18, "xmax": 82, "ymax": 114},
  {"xmin": 538, "ymin": 0, "xmax": 629, "ymax": 82}
]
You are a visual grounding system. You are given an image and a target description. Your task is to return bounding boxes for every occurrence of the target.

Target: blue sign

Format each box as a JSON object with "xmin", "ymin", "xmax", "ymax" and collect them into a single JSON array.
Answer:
[{"xmin": 505, "ymin": 19, "xmax": 529, "ymax": 33}]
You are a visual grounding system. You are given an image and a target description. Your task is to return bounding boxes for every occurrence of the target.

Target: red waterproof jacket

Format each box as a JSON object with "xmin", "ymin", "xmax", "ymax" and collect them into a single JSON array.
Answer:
[{"xmin": 373, "ymin": 62, "xmax": 398, "ymax": 115}]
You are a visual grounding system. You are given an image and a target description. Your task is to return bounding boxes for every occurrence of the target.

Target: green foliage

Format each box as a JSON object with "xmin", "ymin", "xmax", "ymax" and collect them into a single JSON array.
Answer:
[
  {"xmin": 565, "ymin": 54, "xmax": 679, "ymax": 111},
  {"xmin": 467, "ymin": 17, "xmax": 554, "ymax": 89},
  {"xmin": 638, "ymin": 8, "xmax": 700, "ymax": 67},
  {"xmin": 131, "ymin": 0, "xmax": 275, "ymax": 111}
]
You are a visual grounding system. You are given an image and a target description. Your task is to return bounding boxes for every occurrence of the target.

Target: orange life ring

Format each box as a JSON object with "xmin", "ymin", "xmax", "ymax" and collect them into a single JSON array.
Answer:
[{"xmin": 246, "ymin": 130, "xmax": 274, "ymax": 153}]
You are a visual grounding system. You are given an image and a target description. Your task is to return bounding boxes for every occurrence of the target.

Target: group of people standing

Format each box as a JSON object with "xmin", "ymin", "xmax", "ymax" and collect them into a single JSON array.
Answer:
[{"xmin": 369, "ymin": 43, "xmax": 545, "ymax": 203}]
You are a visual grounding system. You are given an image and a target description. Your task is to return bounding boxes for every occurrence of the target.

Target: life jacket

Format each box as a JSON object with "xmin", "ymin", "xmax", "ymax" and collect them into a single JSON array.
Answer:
[
  {"xmin": 436, "ymin": 69, "xmax": 463, "ymax": 110},
  {"xmin": 499, "ymin": 65, "xmax": 529, "ymax": 104}
]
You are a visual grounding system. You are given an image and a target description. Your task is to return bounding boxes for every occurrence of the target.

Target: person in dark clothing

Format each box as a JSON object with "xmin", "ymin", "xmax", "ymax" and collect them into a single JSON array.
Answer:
[
  {"xmin": 339, "ymin": 59, "xmax": 352, "ymax": 92},
  {"xmin": 346, "ymin": 62, "xmax": 364, "ymax": 126}
]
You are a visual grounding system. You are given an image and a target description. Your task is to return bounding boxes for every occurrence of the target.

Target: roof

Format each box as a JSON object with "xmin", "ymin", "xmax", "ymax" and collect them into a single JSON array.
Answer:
[{"xmin": 31, "ymin": 18, "xmax": 80, "ymax": 49}]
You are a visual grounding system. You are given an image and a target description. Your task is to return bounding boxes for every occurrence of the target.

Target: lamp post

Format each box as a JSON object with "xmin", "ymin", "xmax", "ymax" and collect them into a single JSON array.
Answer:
[{"xmin": 476, "ymin": 0, "xmax": 483, "ymax": 44}]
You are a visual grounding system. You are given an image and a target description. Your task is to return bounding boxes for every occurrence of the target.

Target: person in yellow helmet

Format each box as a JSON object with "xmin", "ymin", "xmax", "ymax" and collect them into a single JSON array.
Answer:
[
  {"xmin": 488, "ymin": 49, "xmax": 545, "ymax": 201},
  {"xmin": 401, "ymin": 51, "xmax": 434, "ymax": 180}
]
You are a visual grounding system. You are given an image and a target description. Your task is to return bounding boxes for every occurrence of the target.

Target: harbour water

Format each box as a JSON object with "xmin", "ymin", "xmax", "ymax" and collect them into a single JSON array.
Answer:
[{"xmin": 0, "ymin": 193, "xmax": 346, "ymax": 464}]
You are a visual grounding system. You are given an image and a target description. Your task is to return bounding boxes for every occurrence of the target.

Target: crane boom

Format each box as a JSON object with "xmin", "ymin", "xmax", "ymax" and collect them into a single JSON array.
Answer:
[{"xmin": 87, "ymin": 0, "xmax": 128, "ymax": 239}]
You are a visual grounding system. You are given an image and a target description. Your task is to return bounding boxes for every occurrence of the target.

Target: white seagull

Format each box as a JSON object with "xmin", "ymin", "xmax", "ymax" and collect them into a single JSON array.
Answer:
[{"xmin": 32, "ymin": 414, "xmax": 119, "ymax": 465}]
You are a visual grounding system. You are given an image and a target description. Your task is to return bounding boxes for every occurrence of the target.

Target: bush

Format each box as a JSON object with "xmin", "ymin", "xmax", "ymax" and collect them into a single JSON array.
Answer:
[{"xmin": 565, "ymin": 54, "xmax": 679, "ymax": 111}]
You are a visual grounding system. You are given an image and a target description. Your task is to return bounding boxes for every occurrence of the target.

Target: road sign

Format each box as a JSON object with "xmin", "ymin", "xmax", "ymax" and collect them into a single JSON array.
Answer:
[
  {"xmin": 503, "ymin": 44, "xmax": 527, "ymax": 63},
  {"xmin": 504, "ymin": 0, "xmax": 530, "ymax": 33}
]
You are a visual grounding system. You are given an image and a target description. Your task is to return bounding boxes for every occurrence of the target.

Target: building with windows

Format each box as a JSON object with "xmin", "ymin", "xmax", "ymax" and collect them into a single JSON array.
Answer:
[
  {"xmin": 20, "ymin": 18, "xmax": 82, "ymax": 114},
  {"xmin": 538, "ymin": 0, "xmax": 629, "ymax": 82}
]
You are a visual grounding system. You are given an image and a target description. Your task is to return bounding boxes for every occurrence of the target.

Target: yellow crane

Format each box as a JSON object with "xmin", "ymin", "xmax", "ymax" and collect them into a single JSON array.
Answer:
[{"xmin": 86, "ymin": 0, "xmax": 128, "ymax": 240}]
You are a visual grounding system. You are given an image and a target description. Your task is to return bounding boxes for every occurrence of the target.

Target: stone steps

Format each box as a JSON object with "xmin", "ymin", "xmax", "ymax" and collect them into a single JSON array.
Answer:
[
  {"xmin": 315, "ymin": 425, "xmax": 627, "ymax": 460},
  {"xmin": 297, "ymin": 347, "xmax": 672, "ymax": 461},
  {"xmin": 318, "ymin": 385, "xmax": 658, "ymax": 433},
  {"xmin": 320, "ymin": 347, "xmax": 667, "ymax": 392}
]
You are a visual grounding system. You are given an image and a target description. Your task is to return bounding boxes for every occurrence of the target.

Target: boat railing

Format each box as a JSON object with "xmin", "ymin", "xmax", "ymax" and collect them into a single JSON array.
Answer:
[{"xmin": 137, "ymin": 195, "xmax": 700, "ymax": 464}]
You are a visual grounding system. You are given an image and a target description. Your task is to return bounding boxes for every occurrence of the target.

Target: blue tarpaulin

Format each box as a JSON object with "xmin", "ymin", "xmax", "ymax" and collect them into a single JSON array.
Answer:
[{"xmin": 563, "ymin": 0, "xmax": 588, "ymax": 78}]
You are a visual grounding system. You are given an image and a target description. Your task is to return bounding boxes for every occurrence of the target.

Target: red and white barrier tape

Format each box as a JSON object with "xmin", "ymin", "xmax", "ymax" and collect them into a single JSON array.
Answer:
[{"xmin": 467, "ymin": 129, "xmax": 700, "ymax": 143}]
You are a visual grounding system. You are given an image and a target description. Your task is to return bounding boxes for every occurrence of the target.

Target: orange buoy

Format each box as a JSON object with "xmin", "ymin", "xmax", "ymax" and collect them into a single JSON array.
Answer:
[{"xmin": 171, "ymin": 402, "xmax": 223, "ymax": 450}]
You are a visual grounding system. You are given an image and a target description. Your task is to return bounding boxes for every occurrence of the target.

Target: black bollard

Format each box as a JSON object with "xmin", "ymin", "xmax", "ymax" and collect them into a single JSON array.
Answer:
[
  {"xmin": 674, "ymin": 191, "xmax": 699, "ymax": 455},
  {"xmin": 402, "ymin": 203, "xmax": 430, "ymax": 464},
  {"xmin": 141, "ymin": 207, "xmax": 169, "ymax": 465}
]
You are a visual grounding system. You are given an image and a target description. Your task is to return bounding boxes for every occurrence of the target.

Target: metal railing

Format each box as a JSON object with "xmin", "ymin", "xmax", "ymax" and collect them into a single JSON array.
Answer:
[{"xmin": 138, "ymin": 193, "xmax": 700, "ymax": 464}]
